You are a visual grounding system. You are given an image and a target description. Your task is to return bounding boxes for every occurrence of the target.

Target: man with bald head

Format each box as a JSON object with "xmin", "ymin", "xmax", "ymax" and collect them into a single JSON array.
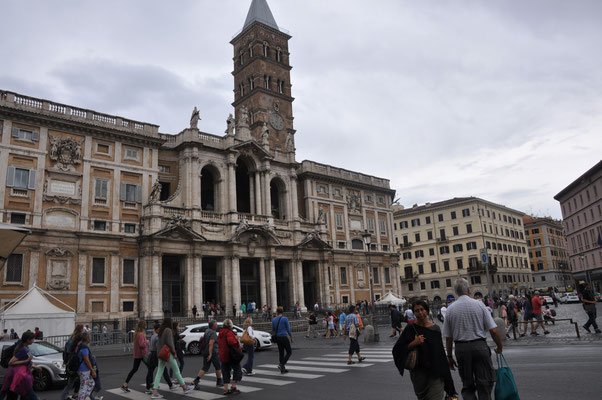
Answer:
[{"xmin": 443, "ymin": 278, "xmax": 503, "ymax": 400}]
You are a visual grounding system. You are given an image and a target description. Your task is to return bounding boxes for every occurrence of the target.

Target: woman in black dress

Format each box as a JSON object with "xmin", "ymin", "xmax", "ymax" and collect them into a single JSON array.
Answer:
[{"xmin": 393, "ymin": 300, "xmax": 457, "ymax": 400}]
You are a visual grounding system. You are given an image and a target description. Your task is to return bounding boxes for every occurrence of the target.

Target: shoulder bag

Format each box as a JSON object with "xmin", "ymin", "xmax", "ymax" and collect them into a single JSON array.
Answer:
[
  {"xmin": 228, "ymin": 331, "xmax": 244, "ymax": 364},
  {"xmin": 158, "ymin": 344, "xmax": 171, "ymax": 362},
  {"xmin": 348, "ymin": 323, "xmax": 358, "ymax": 340},
  {"xmin": 271, "ymin": 316, "xmax": 282, "ymax": 342},
  {"xmin": 404, "ymin": 324, "xmax": 419, "ymax": 371},
  {"xmin": 241, "ymin": 328, "xmax": 255, "ymax": 346}
]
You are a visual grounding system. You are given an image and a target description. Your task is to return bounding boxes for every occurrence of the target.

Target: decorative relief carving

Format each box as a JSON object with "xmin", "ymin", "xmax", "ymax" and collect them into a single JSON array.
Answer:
[
  {"xmin": 165, "ymin": 214, "xmax": 192, "ymax": 230},
  {"xmin": 347, "ymin": 192, "xmax": 362, "ymax": 214},
  {"xmin": 45, "ymin": 248, "xmax": 73, "ymax": 290},
  {"xmin": 48, "ymin": 134, "xmax": 83, "ymax": 172}
]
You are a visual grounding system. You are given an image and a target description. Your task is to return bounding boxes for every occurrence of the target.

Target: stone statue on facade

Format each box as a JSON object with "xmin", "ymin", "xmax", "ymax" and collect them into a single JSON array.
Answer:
[
  {"xmin": 231, "ymin": 217, "xmax": 250, "ymax": 241},
  {"xmin": 190, "ymin": 106, "xmax": 200, "ymax": 129},
  {"xmin": 317, "ymin": 208, "xmax": 327, "ymax": 225},
  {"xmin": 150, "ymin": 179, "xmax": 162, "ymax": 203},
  {"xmin": 48, "ymin": 134, "xmax": 83, "ymax": 172},
  {"xmin": 226, "ymin": 113, "xmax": 235, "ymax": 136},
  {"xmin": 261, "ymin": 122, "xmax": 269, "ymax": 145},
  {"xmin": 238, "ymin": 106, "xmax": 249, "ymax": 128},
  {"xmin": 166, "ymin": 214, "xmax": 192, "ymax": 230},
  {"xmin": 285, "ymin": 132, "xmax": 294, "ymax": 152},
  {"xmin": 347, "ymin": 192, "xmax": 361, "ymax": 213}
]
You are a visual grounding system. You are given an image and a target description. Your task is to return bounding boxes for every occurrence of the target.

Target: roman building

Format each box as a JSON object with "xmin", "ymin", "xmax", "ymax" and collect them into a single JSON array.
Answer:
[
  {"xmin": 523, "ymin": 216, "xmax": 572, "ymax": 291},
  {"xmin": 554, "ymin": 160, "xmax": 602, "ymax": 292},
  {"xmin": 393, "ymin": 197, "xmax": 533, "ymax": 301},
  {"xmin": 0, "ymin": 0, "xmax": 398, "ymax": 322}
]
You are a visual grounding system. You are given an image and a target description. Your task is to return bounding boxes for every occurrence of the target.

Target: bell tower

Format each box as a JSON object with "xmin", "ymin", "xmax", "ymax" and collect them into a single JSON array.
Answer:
[{"xmin": 231, "ymin": 0, "xmax": 295, "ymax": 152}]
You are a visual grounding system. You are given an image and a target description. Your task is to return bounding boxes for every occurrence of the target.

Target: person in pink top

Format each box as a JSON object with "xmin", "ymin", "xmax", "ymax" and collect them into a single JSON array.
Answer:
[{"xmin": 121, "ymin": 320, "xmax": 149, "ymax": 392}]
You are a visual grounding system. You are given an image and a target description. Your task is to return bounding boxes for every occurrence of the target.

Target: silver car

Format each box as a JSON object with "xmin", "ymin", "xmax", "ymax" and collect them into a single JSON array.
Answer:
[{"xmin": 0, "ymin": 340, "xmax": 67, "ymax": 391}]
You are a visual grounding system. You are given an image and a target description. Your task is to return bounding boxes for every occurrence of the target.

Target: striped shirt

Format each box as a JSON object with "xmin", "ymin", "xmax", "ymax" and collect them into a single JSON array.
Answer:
[{"xmin": 442, "ymin": 295, "xmax": 496, "ymax": 341}]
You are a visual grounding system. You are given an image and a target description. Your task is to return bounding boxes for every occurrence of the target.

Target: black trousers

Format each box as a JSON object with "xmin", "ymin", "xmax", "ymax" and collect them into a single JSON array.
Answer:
[
  {"xmin": 146, "ymin": 352, "xmax": 172, "ymax": 390},
  {"xmin": 125, "ymin": 358, "xmax": 144, "ymax": 383},
  {"xmin": 454, "ymin": 340, "xmax": 494, "ymax": 400},
  {"xmin": 276, "ymin": 336, "xmax": 292, "ymax": 366}
]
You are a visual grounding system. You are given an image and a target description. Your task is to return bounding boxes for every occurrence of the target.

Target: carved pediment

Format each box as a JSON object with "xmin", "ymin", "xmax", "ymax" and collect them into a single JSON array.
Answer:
[
  {"xmin": 229, "ymin": 140, "xmax": 274, "ymax": 160},
  {"xmin": 230, "ymin": 219, "xmax": 281, "ymax": 245},
  {"xmin": 150, "ymin": 216, "xmax": 206, "ymax": 242},
  {"xmin": 296, "ymin": 230, "xmax": 332, "ymax": 249}
]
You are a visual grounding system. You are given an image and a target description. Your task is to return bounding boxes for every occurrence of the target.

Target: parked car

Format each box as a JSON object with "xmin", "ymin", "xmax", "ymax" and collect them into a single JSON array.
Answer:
[
  {"xmin": 0, "ymin": 340, "xmax": 67, "ymax": 391},
  {"xmin": 595, "ymin": 293, "xmax": 602, "ymax": 302},
  {"xmin": 542, "ymin": 295, "xmax": 554, "ymax": 305},
  {"xmin": 180, "ymin": 322, "xmax": 272, "ymax": 355},
  {"xmin": 561, "ymin": 292, "xmax": 581, "ymax": 303}
]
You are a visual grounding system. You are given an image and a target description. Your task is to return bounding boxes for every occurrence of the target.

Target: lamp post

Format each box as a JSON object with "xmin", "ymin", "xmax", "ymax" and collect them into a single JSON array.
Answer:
[{"xmin": 362, "ymin": 230, "xmax": 379, "ymax": 342}]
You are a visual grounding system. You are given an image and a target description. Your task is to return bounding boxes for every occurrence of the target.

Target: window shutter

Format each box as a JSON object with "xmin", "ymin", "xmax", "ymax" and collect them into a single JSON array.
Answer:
[
  {"xmin": 94, "ymin": 179, "xmax": 100, "ymax": 198},
  {"xmin": 31, "ymin": 130, "xmax": 40, "ymax": 141},
  {"xmin": 136, "ymin": 185, "xmax": 142, "ymax": 203},
  {"xmin": 101, "ymin": 180, "xmax": 108, "ymax": 199},
  {"xmin": 120, "ymin": 183, "xmax": 127, "ymax": 201},
  {"xmin": 12, "ymin": 127, "xmax": 19, "ymax": 138},
  {"xmin": 6, "ymin": 166, "xmax": 15, "ymax": 187},
  {"xmin": 27, "ymin": 169, "xmax": 37, "ymax": 190}
]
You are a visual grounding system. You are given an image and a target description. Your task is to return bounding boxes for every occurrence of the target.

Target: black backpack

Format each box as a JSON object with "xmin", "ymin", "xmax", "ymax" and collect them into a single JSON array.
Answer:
[
  {"xmin": 66, "ymin": 344, "xmax": 86, "ymax": 375},
  {"xmin": 0, "ymin": 342, "xmax": 17, "ymax": 368},
  {"xmin": 551, "ymin": 309, "xmax": 557, "ymax": 317}
]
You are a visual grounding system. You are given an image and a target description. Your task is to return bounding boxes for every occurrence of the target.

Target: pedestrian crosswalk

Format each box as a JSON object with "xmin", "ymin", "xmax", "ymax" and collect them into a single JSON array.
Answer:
[{"xmin": 104, "ymin": 348, "xmax": 393, "ymax": 399}]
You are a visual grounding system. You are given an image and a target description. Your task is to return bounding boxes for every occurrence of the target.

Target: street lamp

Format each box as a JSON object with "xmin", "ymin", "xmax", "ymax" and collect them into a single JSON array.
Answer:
[{"xmin": 362, "ymin": 230, "xmax": 379, "ymax": 342}]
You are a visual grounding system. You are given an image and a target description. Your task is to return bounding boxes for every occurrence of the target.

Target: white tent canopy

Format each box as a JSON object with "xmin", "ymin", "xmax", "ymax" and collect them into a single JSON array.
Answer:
[
  {"xmin": 0, "ymin": 284, "xmax": 75, "ymax": 337},
  {"xmin": 375, "ymin": 291, "xmax": 406, "ymax": 306}
]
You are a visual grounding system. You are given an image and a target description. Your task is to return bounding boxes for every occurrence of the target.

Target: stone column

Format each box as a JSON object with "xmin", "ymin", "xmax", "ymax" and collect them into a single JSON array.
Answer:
[
  {"xmin": 228, "ymin": 160, "xmax": 237, "ymax": 212},
  {"xmin": 139, "ymin": 255, "xmax": 151, "ymax": 316},
  {"xmin": 150, "ymin": 253, "xmax": 162, "ymax": 318},
  {"xmin": 288, "ymin": 259, "xmax": 296, "ymax": 308},
  {"xmin": 333, "ymin": 264, "xmax": 341, "ymax": 306},
  {"xmin": 193, "ymin": 256, "xmax": 203, "ymax": 316},
  {"xmin": 269, "ymin": 258, "xmax": 277, "ymax": 309},
  {"xmin": 319, "ymin": 260, "xmax": 330, "ymax": 308},
  {"xmin": 259, "ymin": 258, "xmax": 267, "ymax": 309},
  {"xmin": 231, "ymin": 256, "xmax": 242, "ymax": 316},
  {"xmin": 249, "ymin": 174, "xmax": 255, "ymax": 213},
  {"xmin": 254, "ymin": 172, "xmax": 262, "ymax": 215},
  {"xmin": 185, "ymin": 255, "xmax": 194, "ymax": 316},
  {"xmin": 110, "ymin": 254, "xmax": 119, "ymax": 314},
  {"xmin": 349, "ymin": 264, "xmax": 356, "ymax": 305},
  {"xmin": 28, "ymin": 250, "xmax": 40, "ymax": 289},
  {"xmin": 223, "ymin": 257, "xmax": 232, "ymax": 316},
  {"xmin": 263, "ymin": 171, "xmax": 271, "ymax": 218},
  {"xmin": 77, "ymin": 254, "xmax": 87, "ymax": 313},
  {"xmin": 289, "ymin": 173, "xmax": 299, "ymax": 220},
  {"xmin": 295, "ymin": 259, "xmax": 307, "ymax": 311}
]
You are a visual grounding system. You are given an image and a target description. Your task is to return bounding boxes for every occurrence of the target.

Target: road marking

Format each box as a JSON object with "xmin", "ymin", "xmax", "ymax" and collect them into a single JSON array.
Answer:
[
  {"xmin": 286, "ymin": 360, "xmax": 373, "ymax": 368},
  {"xmin": 204, "ymin": 372, "xmax": 294, "ymax": 386},
  {"xmin": 258, "ymin": 364, "xmax": 349, "ymax": 373},
  {"xmin": 191, "ymin": 378, "xmax": 262, "ymax": 393},
  {"xmin": 341, "ymin": 350, "xmax": 392, "ymax": 354},
  {"xmin": 136, "ymin": 383, "xmax": 225, "ymax": 399},
  {"xmin": 326, "ymin": 353, "xmax": 393, "ymax": 358},
  {"xmin": 107, "ymin": 388, "xmax": 151, "ymax": 400},
  {"xmin": 303, "ymin": 356, "xmax": 392, "ymax": 363},
  {"xmin": 251, "ymin": 368, "xmax": 324, "ymax": 379}
]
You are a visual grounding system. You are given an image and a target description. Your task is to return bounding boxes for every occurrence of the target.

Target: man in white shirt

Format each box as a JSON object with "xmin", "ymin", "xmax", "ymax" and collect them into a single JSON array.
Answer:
[{"xmin": 443, "ymin": 279, "xmax": 503, "ymax": 400}]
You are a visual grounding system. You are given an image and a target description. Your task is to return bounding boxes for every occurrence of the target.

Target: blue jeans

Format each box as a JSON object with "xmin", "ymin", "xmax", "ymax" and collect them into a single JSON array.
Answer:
[{"xmin": 242, "ymin": 344, "xmax": 254, "ymax": 372}]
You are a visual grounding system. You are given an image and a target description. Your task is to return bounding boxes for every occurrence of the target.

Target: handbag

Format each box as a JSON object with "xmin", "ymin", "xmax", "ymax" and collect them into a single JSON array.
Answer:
[
  {"xmin": 271, "ymin": 316, "xmax": 282, "ymax": 342},
  {"xmin": 495, "ymin": 354, "xmax": 520, "ymax": 400},
  {"xmin": 241, "ymin": 330, "xmax": 255, "ymax": 346},
  {"xmin": 229, "ymin": 346, "xmax": 244, "ymax": 364},
  {"xmin": 158, "ymin": 344, "xmax": 171, "ymax": 362},
  {"xmin": 404, "ymin": 324, "xmax": 419, "ymax": 371}
]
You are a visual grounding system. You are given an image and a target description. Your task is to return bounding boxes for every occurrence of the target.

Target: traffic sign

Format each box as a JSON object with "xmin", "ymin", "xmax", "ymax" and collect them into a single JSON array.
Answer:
[{"xmin": 480, "ymin": 248, "xmax": 488, "ymax": 265}]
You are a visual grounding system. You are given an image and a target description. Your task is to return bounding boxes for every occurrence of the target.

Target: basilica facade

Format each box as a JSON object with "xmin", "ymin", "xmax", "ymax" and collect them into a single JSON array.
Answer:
[{"xmin": 0, "ymin": 0, "xmax": 399, "ymax": 321}]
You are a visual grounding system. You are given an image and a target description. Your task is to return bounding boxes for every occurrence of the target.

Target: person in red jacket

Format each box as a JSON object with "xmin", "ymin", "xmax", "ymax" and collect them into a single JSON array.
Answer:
[{"xmin": 218, "ymin": 319, "xmax": 242, "ymax": 395}]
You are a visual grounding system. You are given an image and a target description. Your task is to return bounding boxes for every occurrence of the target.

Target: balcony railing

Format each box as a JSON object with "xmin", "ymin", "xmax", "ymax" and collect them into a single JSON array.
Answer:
[
  {"xmin": 437, "ymin": 237, "xmax": 448, "ymax": 243},
  {"xmin": 467, "ymin": 262, "xmax": 498, "ymax": 274},
  {"xmin": 401, "ymin": 272, "xmax": 419, "ymax": 283},
  {"xmin": 401, "ymin": 242, "xmax": 413, "ymax": 250}
]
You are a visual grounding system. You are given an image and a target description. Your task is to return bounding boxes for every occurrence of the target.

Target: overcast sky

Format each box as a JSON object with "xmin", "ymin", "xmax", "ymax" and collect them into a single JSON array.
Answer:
[{"xmin": 2, "ymin": 0, "xmax": 601, "ymax": 219}]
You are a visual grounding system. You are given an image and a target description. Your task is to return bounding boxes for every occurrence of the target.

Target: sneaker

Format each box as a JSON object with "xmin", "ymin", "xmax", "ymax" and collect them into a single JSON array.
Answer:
[
  {"xmin": 183, "ymin": 385, "xmax": 195, "ymax": 394},
  {"xmin": 596, "ymin": 329, "xmax": 602, "ymax": 334},
  {"xmin": 151, "ymin": 394, "xmax": 164, "ymax": 399},
  {"xmin": 277, "ymin": 364, "xmax": 284, "ymax": 372},
  {"xmin": 544, "ymin": 331, "xmax": 550, "ymax": 335},
  {"xmin": 282, "ymin": 368, "xmax": 289, "ymax": 374},
  {"xmin": 96, "ymin": 397, "xmax": 104, "ymax": 400},
  {"xmin": 583, "ymin": 325, "xmax": 591, "ymax": 333},
  {"xmin": 120, "ymin": 386, "xmax": 130, "ymax": 393},
  {"xmin": 169, "ymin": 385, "xmax": 179, "ymax": 391},
  {"xmin": 246, "ymin": 371, "xmax": 255, "ymax": 376},
  {"xmin": 144, "ymin": 389, "xmax": 152, "ymax": 394},
  {"xmin": 358, "ymin": 357, "xmax": 366, "ymax": 362},
  {"xmin": 242, "ymin": 367, "xmax": 248, "ymax": 375},
  {"xmin": 216, "ymin": 378, "xmax": 224, "ymax": 387},
  {"xmin": 530, "ymin": 332, "xmax": 538, "ymax": 336}
]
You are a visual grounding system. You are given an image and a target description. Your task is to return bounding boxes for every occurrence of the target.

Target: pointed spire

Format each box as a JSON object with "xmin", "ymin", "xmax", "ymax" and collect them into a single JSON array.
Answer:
[{"xmin": 243, "ymin": 0, "xmax": 279, "ymax": 32}]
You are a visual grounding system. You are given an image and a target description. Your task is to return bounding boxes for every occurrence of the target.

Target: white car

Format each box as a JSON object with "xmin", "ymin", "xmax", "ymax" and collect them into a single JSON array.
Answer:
[
  {"xmin": 542, "ymin": 295, "xmax": 554, "ymax": 305},
  {"xmin": 179, "ymin": 322, "xmax": 272, "ymax": 355}
]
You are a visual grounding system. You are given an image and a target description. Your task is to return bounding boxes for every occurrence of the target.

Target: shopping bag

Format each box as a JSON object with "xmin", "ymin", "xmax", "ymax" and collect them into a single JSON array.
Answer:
[{"xmin": 495, "ymin": 354, "xmax": 520, "ymax": 400}]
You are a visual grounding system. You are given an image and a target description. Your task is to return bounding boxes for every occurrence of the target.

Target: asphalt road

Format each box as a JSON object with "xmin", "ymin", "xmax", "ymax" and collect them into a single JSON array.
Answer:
[{"xmin": 38, "ymin": 328, "xmax": 602, "ymax": 400}]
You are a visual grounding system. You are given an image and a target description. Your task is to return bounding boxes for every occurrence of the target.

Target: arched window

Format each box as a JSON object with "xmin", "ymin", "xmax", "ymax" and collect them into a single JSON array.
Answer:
[
  {"xmin": 263, "ymin": 41, "xmax": 269, "ymax": 57},
  {"xmin": 239, "ymin": 83, "xmax": 245, "ymax": 97},
  {"xmin": 276, "ymin": 47, "xmax": 282, "ymax": 62},
  {"xmin": 270, "ymin": 178, "xmax": 287, "ymax": 220},
  {"xmin": 264, "ymin": 75, "xmax": 270, "ymax": 90},
  {"xmin": 239, "ymin": 52, "xmax": 244, "ymax": 66},
  {"xmin": 278, "ymin": 80, "xmax": 284, "ymax": 94},
  {"xmin": 249, "ymin": 44, "xmax": 253, "ymax": 58},
  {"xmin": 201, "ymin": 166, "xmax": 219, "ymax": 211},
  {"xmin": 249, "ymin": 77, "xmax": 255, "ymax": 90}
]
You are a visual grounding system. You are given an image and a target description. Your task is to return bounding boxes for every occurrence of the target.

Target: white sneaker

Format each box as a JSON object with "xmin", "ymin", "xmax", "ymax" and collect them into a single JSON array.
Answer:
[
  {"xmin": 247, "ymin": 371, "xmax": 256, "ymax": 376},
  {"xmin": 169, "ymin": 385, "xmax": 179, "ymax": 391},
  {"xmin": 151, "ymin": 393, "xmax": 164, "ymax": 399},
  {"xmin": 183, "ymin": 385, "xmax": 195, "ymax": 394}
]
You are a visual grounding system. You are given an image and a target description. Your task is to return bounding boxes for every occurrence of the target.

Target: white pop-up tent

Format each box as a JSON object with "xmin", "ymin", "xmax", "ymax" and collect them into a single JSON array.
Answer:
[
  {"xmin": 0, "ymin": 284, "xmax": 75, "ymax": 337},
  {"xmin": 375, "ymin": 291, "xmax": 407, "ymax": 306}
]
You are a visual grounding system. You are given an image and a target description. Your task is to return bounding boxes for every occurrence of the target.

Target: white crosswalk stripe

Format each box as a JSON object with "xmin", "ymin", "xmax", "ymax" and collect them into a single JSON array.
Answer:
[
  {"xmin": 137, "ymin": 383, "xmax": 225, "ymax": 400},
  {"xmin": 203, "ymin": 372, "xmax": 294, "ymax": 386},
  {"xmin": 250, "ymin": 368, "xmax": 324, "ymax": 379},
  {"xmin": 286, "ymin": 360, "xmax": 373, "ymax": 368},
  {"xmin": 107, "ymin": 388, "xmax": 153, "ymax": 400},
  {"xmin": 303, "ymin": 356, "xmax": 391, "ymax": 363},
  {"xmin": 189, "ymin": 378, "xmax": 262, "ymax": 393},
  {"xmin": 325, "ymin": 353, "xmax": 393, "ymax": 358},
  {"xmin": 258, "ymin": 364, "xmax": 350, "ymax": 373}
]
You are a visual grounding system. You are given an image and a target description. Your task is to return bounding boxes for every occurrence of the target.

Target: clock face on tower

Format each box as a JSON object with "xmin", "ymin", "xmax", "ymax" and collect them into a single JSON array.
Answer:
[{"xmin": 269, "ymin": 112, "xmax": 284, "ymax": 130}]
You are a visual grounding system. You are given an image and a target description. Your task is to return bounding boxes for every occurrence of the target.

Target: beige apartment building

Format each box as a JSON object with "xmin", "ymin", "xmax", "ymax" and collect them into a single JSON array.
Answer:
[
  {"xmin": 393, "ymin": 197, "xmax": 533, "ymax": 301},
  {"xmin": 554, "ymin": 160, "xmax": 602, "ymax": 292},
  {"xmin": 0, "ymin": 0, "xmax": 398, "ymax": 322},
  {"xmin": 523, "ymin": 216, "xmax": 572, "ymax": 290}
]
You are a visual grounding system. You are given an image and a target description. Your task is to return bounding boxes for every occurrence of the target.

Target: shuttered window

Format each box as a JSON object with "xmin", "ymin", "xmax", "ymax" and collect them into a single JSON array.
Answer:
[
  {"xmin": 92, "ymin": 258, "xmax": 105, "ymax": 284},
  {"xmin": 11, "ymin": 127, "xmax": 39, "ymax": 141},
  {"xmin": 95, "ymin": 179, "xmax": 109, "ymax": 199},
  {"xmin": 5, "ymin": 254, "xmax": 23, "ymax": 283},
  {"xmin": 120, "ymin": 183, "xmax": 142, "ymax": 203},
  {"xmin": 5, "ymin": 167, "xmax": 36, "ymax": 190}
]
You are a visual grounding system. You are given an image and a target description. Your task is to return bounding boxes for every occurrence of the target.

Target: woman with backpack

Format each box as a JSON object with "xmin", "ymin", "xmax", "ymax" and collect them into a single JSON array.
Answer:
[
  {"xmin": 76, "ymin": 332, "xmax": 96, "ymax": 400},
  {"xmin": 120, "ymin": 320, "xmax": 148, "ymax": 392},
  {"xmin": 0, "ymin": 330, "xmax": 41, "ymax": 400},
  {"xmin": 218, "ymin": 319, "xmax": 243, "ymax": 395},
  {"xmin": 61, "ymin": 325, "xmax": 84, "ymax": 400},
  {"xmin": 150, "ymin": 318, "xmax": 194, "ymax": 399}
]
